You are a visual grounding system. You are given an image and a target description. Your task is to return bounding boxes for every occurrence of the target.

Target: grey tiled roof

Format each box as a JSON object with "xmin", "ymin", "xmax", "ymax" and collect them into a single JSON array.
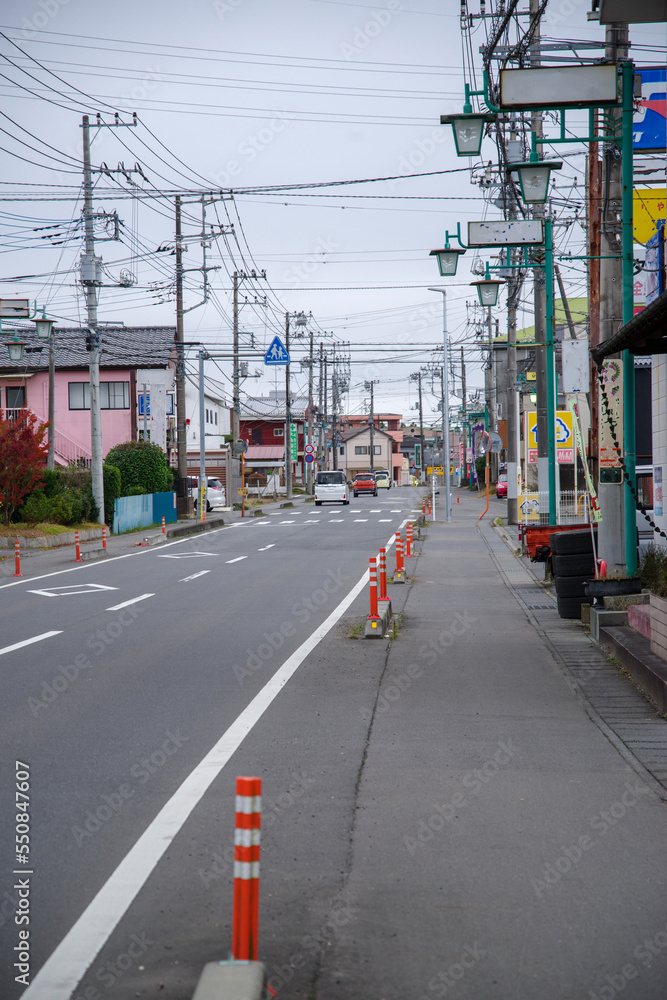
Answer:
[{"xmin": 0, "ymin": 326, "xmax": 176, "ymax": 372}]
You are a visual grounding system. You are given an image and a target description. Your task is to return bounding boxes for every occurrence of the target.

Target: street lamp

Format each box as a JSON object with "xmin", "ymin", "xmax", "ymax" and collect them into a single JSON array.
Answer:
[
  {"xmin": 470, "ymin": 264, "xmax": 505, "ymax": 307},
  {"xmin": 507, "ymin": 154, "xmax": 562, "ymax": 204},
  {"xmin": 35, "ymin": 315, "xmax": 56, "ymax": 469},
  {"xmin": 5, "ymin": 331, "xmax": 26, "ymax": 362},
  {"xmin": 429, "ymin": 241, "xmax": 466, "ymax": 277},
  {"xmin": 440, "ymin": 85, "xmax": 496, "ymax": 157}
]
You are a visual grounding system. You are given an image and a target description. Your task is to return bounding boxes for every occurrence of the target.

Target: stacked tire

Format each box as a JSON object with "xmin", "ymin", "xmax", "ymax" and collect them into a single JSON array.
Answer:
[{"xmin": 549, "ymin": 529, "xmax": 597, "ymax": 619}]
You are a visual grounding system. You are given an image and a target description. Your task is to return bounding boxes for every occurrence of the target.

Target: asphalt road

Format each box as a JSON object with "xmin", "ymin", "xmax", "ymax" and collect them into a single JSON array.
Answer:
[{"xmin": 0, "ymin": 490, "xmax": 417, "ymax": 1000}]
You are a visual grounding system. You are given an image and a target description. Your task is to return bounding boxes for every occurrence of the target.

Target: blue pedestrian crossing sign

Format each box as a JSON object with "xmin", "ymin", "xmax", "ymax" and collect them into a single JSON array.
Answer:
[{"xmin": 264, "ymin": 336, "xmax": 290, "ymax": 365}]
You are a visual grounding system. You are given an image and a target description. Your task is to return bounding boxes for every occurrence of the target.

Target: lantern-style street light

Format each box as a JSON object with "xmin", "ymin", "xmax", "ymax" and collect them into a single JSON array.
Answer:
[
  {"xmin": 440, "ymin": 85, "xmax": 496, "ymax": 158},
  {"xmin": 507, "ymin": 154, "xmax": 563, "ymax": 204},
  {"xmin": 5, "ymin": 331, "xmax": 26, "ymax": 362},
  {"xmin": 470, "ymin": 264, "xmax": 505, "ymax": 307},
  {"xmin": 429, "ymin": 240, "xmax": 466, "ymax": 277}
]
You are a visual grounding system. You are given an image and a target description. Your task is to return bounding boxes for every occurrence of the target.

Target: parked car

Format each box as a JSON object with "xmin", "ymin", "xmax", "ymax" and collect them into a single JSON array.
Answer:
[
  {"xmin": 314, "ymin": 470, "xmax": 350, "ymax": 506},
  {"xmin": 188, "ymin": 477, "xmax": 226, "ymax": 511},
  {"xmin": 353, "ymin": 473, "xmax": 377, "ymax": 497},
  {"xmin": 374, "ymin": 469, "xmax": 391, "ymax": 489},
  {"xmin": 496, "ymin": 474, "xmax": 508, "ymax": 498}
]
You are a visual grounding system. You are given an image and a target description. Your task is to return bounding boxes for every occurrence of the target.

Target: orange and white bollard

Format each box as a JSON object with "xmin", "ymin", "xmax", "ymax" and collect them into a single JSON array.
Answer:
[
  {"xmin": 406, "ymin": 523, "xmax": 413, "ymax": 557},
  {"xmin": 13, "ymin": 540, "xmax": 21, "ymax": 577},
  {"xmin": 74, "ymin": 531, "xmax": 83, "ymax": 562},
  {"xmin": 162, "ymin": 516, "xmax": 166, "ymax": 534},
  {"xmin": 422, "ymin": 498, "xmax": 426, "ymax": 516},
  {"xmin": 232, "ymin": 776, "xmax": 262, "ymax": 961},
  {"xmin": 378, "ymin": 547, "xmax": 390, "ymax": 604},
  {"xmin": 428, "ymin": 498, "xmax": 432, "ymax": 516},
  {"xmin": 395, "ymin": 532, "xmax": 404, "ymax": 580},
  {"xmin": 368, "ymin": 556, "xmax": 381, "ymax": 623},
  {"xmin": 457, "ymin": 489, "xmax": 460, "ymax": 505},
  {"xmin": 102, "ymin": 525, "xmax": 107, "ymax": 550}
]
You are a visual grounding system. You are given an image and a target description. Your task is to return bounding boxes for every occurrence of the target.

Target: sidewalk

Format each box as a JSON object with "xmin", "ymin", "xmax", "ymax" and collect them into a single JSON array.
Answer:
[{"xmin": 311, "ymin": 490, "xmax": 667, "ymax": 999}]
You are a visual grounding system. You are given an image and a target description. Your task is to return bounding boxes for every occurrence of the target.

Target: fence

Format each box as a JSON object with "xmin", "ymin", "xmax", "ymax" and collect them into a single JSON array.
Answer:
[
  {"xmin": 112, "ymin": 491, "xmax": 178, "ymax": 534},
  {"xmin": 520, "ymin": 491, "xmax": 591, "ymax": 526}
]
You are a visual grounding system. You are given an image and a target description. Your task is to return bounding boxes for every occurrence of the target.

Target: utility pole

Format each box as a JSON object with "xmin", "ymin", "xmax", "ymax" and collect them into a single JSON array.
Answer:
[
  {"xmin": 597, "ymin": 22, "xmax": 630, "ymax": 575},
  {"xmin": 285, "ymin": 312, "xmax": 292, "ymax": 500},
  {"xmin": 307, "ymin": 327, "xmax": 314, "ymax": 492},
  {"xmin": 410, "ymin": 372, "xmax": 425, "ymax": 482},
  {"xmin": 81, "ymin": 115, "xmax": 104, "ymax": 524},
  {"xmin": 175, "ymin": 196, "xmax": 187, "ymax": 490},
  {"xmin": 428, "ymin": 287, "xmax": 452, "ymax": 521},
  {"xmin": 461, "ymin": 346, "xmax": 468, "ymax": 486},
  {"xmin": 323, "ymin": 353, "xmax": 328, "ymax": 469},
  {"xmin": 232, "ymin": 272, "xmax": 240, "ymax": 445},
  {"xmin": 365, "ymin": 379, "xmax": 378, "ymax": 474},
  {"xmin": 507, "ymin": 257, "xmax": 520, "ymax": 524}
]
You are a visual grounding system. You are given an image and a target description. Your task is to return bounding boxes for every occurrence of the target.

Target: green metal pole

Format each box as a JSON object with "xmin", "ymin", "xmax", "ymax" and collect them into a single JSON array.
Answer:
[
  {"xmin": 621, "ymin": 60, "xmax": 637, "ymax": 575},
  {"xmin": 545, "ymin": 219, "xmax": 557, "ymax": 526}
]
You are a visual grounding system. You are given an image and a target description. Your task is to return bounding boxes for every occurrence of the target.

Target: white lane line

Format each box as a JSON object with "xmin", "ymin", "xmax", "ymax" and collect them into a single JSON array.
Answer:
[
  {"xmin": 391, "ymin": 509, "xmax": 402, "ymax": 513},
  {"xmin": 179, "ymin": 572, "xmax": 211, "ymax": 583},
  {"xmin": 21, "ymin": 556, "xmax": 377, "ymax": 1000},
  {"xmin": 279, "ymin": 520, "xmax": 295, "ymax": 524},
  {"xmin": 257, "ymin": 544, "xmax": 275, "ymax": 552},
  {"xmin": 354, "ymin": 519, "xmax": 368, "ymax": 522},
  {"xmin": 106, "ymin": 594, "xmax": 155, "ymax": 611},
  {"xmin": 328, "ymin": 519, "xmax": 344, "ymax": 523},
  {"xmin": 157, "ymin": 552, "xmax": 218, "ymax": 559},
  {"xmin": 303, "ymin": 519, "xmax": 320, "ymax": 524},
  {"xmin": 378, "ymin": 519, "xmax": 393, "ymax": 522},
  {"xmin": 225, "ymin": 556, "xmax": 248, "ymax": 564},
  {"xmin": 0, "ymin": 631, "xmax": 63, "ymax": 657}
]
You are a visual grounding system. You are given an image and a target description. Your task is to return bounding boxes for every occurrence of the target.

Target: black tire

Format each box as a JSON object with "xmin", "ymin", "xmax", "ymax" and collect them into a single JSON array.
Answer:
[
  {"xmin": 354, "ymin": 492, "xmax": 358, "ymax": 497},
  {"xmin": 315, "ymin": 501, "xmax": 322, "ymax": 506},
  {"xmin": 552, "ymin": 553, "xmax": 596, "ymax": 577},
  {"xmin": 557, "ymin": 597, "xmax": 584, "ymax": 619},
  {"xmin": 373, "ymin": 491, "xmax": 377, "ymax": 496},
  {"xmin": 554, "ymin": 574, "xmax": 591, "ymax": 598},
  {"xmin": 344, "ymin": 499, "xmax": 350, "ymax": 505},
  {"xmin": 550, "ymin": 529, "xmax": 595, "ymax": 555}
]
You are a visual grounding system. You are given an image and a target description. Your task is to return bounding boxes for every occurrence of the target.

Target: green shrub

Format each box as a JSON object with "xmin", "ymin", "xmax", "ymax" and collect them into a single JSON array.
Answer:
[
  {"xmin": 22, "ymin": 490, "xmax": 52, "ymax": 524},
  {"xmin": 42, "ymin": 467, "xmax": 64, "ymax": 498},
  {"xmin": 126, "ymin": 485, "xmax": 147, "ymax": 496},
  {"xmin": 103, "ymin": 464, "xmax": 121, "ymax": 524},
  {"xmin": 640, "ymin": 545, "xmax": 667, "ymax": 598},
  {"xmin": 49, "ymin": 493, "xmax": 74, "ymax": 525},
  {"xmin": 105, "ymin": 441, "xmax": 171, "ymax": 495}
]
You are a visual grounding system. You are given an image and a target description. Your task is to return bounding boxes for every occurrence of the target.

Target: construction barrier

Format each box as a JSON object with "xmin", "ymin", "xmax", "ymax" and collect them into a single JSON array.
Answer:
[
  {"xmin": 232, "ymin": 776, "xmax": 262, "ymax": 962},
  {"xmin": 13, "ymin": 540, "xmax": 21, "ymax": 577},
  {"xmin": 74, "ymin": 531, "xmax": 83, "ymax": 562}
]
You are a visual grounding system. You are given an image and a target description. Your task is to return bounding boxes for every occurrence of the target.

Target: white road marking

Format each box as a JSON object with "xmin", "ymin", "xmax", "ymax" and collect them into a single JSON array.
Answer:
[
  {"xmin": 21, "ymin": 540, "xmax": 395, "ymax": 1000},
  {"xmin": 106, "ymin": 594, "xmax": 155, "ymax": 610},
  {"xmin": 157, "ymin": 551, "xmax": 218, "ymax": 559},
  {"xmin": 178, "ymin": 572, "xmax": 211, "ymax": 583},
  {"xmin": 225, "ymin": 556, "xmax": 248, "ymax": 564},
  {"xmin": 27, "ymin": 583, "xmax": 118, "ymax": 598},
  {"xmin": 0, "ymin": 631, "xmax": 63, "ymax": 657},
  {"xmin": 354, "ymin": 519, "xmax": 368, "ymax": 522},
  {"xmin": 303, "ymin": 519, "xmax": 320, "ymax": 524},
  {"xmin": 257, "ymin": 544, "xmax": 275, "ymax": 551},
  {"xmin": 279, "ymin": 520, "xmax": 295, "ymax": 524},
  {"xmin": 378, "ymin": 519, "xmax": 393, "ymax": 522},
  {"xmin": 328, "ymin": 519, "xmax": 344, "ymax": 523}
]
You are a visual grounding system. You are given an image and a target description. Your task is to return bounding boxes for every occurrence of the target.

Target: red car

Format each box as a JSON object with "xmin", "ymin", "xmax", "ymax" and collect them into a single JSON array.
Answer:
[
  {"xmin": 353, "ymin": 473, "xmax": 377, "ymax": 497},
  {"xmin": 496, "ymin": 473, "xmax": 508, "ymax": 498}
]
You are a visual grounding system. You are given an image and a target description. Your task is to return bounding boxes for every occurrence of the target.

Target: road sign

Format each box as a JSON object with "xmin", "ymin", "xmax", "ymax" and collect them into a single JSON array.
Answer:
[
  {"xmin": 427, "ymin": 466, "xmax": 444, "ymax": 475},
  {"xmin": 264, "ymin": 336, "xmax": 290, "ymax": 365},
  {"xmin": 305, "ymin": 454, "xmax": 314, "ymax": 463},
  {"xmin": 468, "ymin": 220, "xmax": 544, "ymax": 247},
  {"xmin": 304, "ymin": 443, "xmax": 315, "ymax": 455},
  {"xmin": 526, "ymin": 410, "xmax": 573, "ymax": 455},
  {"xmin": 489, "ymin": 431, "xmax": 503, "ymax": 454},
  {"xmin": 0, "ymin": 299, "xmax": 30, "ymax": 318},
  {"xmin": 138, "ymin": 393, "xmax": 150, "ymax": 416},
  {"xmin": 290, "ymin": 423, "xmax": 297, "ymax": 454},
  {"xmin": 634, "ymin": 67, "xmax": 666, "ymax": 153}
]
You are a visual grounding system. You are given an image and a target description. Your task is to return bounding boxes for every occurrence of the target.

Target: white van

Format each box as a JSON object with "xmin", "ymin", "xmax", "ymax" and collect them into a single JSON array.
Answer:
[{"xmin": 314, "ymin": 470, "xmax": 350, "ymax": 506}]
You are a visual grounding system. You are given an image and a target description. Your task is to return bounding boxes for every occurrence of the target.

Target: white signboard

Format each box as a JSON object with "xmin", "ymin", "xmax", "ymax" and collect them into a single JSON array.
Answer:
[
  {"xmin": 499, "ymin": 65, "xmax": 618, "ymax": 109},
  {"xmin": 561, "ymin": 339, "xmax": 591, "ymax": 394},
  {"xmin": 467, "ymin": 220, "xmax": 544, "ymax": 247}
]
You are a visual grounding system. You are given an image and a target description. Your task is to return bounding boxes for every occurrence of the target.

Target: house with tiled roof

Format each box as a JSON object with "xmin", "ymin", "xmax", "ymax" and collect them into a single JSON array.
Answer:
[{"xmin": 0, "ymin": 325, "xmax": 177, "ymax": 465}]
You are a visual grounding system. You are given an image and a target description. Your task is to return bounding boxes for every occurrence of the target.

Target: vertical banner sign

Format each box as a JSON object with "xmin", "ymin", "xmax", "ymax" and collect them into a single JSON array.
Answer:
[
  {"xmin": 599, "ymin": 360, "xmax": 624, "ymax": 467},
  {"xmin": 655, "ymin": 467, "xmax": 663, "ymax": 518},
  {"xmin": 568, "ymin": 399, "xmax": 602, "ymax": 522},
  {"xmin": 290, "ymin": 423, "xmax": 298, "ymax": 456}
]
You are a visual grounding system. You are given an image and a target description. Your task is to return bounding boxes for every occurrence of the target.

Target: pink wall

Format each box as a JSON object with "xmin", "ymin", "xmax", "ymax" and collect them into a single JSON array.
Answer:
[{"xmin": 4, "ymin": 370, "xmax": 134, "ymax": 461}]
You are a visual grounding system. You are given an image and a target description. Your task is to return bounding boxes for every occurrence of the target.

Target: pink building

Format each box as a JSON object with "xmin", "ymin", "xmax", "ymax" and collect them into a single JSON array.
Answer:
[{"xmin": 0, "ymin": 326, "xmax": 176, "ymax": 465}]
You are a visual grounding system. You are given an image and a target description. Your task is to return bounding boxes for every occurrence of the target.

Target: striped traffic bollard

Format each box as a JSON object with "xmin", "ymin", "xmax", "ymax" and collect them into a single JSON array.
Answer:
[
  {"xmin": 422, "ymin": 498, "xmax": 426, "ymax": 516},
  {"xmin": 457, "ymin": 489, "xmax": 460, "ymax": 505},
  {"xmin": 428, "ymin": 498, "xmax": 432, "ymax": 516},
  {"xmin": 162, "ymin": 516, "xmax": 166, "ymax": 534},
  {"xmin": 102, "ymin": 525, "xmax": 107, "ymax": 550},
  {"xmin": 395, "ymin": 532, "xmax": 404, "ymax": 578},
  {"xmin": 232, "ymin": 776, "xmax": 262, "ymax": 961},
  {"xmin": 74, "ymin": 531, "xmax": 83, "ymax": 562},
  {"xmin": 406, "ymin": 523, "xmax": 413, "ymax": 558},
  {"xmin": 378, "ymin": 547, "xmax": 389, "ymax": 603},
  {"xmin": 13, "ymin": 540, "xmax": 21, "ymax": 577},
  {"xmin": 368, "ymin": 556, "xmax": 381, "ymax": 624}
]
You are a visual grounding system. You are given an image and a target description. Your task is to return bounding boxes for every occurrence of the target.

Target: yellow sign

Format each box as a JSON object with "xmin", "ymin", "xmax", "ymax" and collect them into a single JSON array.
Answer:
[
  {"xmin": 633, "ymin": 188, "xmax": 666, "ymax": 245},
  {"xmin": 518, "ymin": 493, "xmax": 539, "ymax": 522},
  {"xmin": 526, "ymin": 410, "xmax": 573, "ymax": 449},
  {"xmin": 427, "ymin": 467, "xmax": 444, "ymax": 475},
  {"xmin": 526, "ymin": 371, "xmax": 536, "ymax": 381},
  {"xmin": 237, "ymin": 487, "xmax": 249, "ymax": 496}
]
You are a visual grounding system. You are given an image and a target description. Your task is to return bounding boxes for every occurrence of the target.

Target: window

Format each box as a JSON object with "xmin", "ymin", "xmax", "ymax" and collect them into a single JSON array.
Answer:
[
  {"xmin": 374, "ymin": 445, "xmax": 381, "ymax": 455},
  {"xmin": 215, "ymin": 412, "xmax": 218, "ymax": 425},
  {"xmin": 5, "ymin": 386, "xmax": 25, "ymax": 408},
  {"xmin": 340, "ymin": 446, "xmax": 345, "ymax": 455},
  {"xmin": 252, "ymin": 428, "xmax": 262, "ymax": 445},
  {"xmin": 355, "ymin": 445, "xmax": 368, "ymax": 455},
  {"xmin": 69, "ymin": 381, "xmax": 129, "ymax": 410},
  {"xmin": 274, "ymin": 427, "xmax": 284, "ymax": 437}
]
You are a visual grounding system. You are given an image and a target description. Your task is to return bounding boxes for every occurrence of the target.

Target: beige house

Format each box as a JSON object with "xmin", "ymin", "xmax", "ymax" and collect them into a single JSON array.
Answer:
[{"xmin": 339, "ymin": 426, "xmax": 394, "ymax": 478}]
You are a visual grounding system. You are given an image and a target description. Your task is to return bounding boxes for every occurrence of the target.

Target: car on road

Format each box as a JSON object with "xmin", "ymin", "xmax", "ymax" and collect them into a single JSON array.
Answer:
[
  {"xmin": 353, "ymin": 473, "xmax": 377, "ymax": 497},
  {"xmin": 496, "ymin": 474, "xmax": 507, "ymax": 499},
  {"xmin": 374, "ymin": 469, "xmax": 392, "ymax": 489},
  {"xmin": 188, "ymin": 477, "xmax": 226, "ymax": 511},
  {"xmin": 314, "ymin": 470, "xmax": 350, "ymax": 506}
]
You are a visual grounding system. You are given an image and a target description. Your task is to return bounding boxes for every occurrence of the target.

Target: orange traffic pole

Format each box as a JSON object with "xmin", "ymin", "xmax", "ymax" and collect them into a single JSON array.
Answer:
[
  {"xmin": 395, "ymin": 532, "xmax": 404, "ymax": 575},
  {"xmin": 161, "ymin": 516, "xmax": 166, "ymax": 534},
  {"xmin": 74, "ymin": 531, "xmax": 83, "ymax": 562},
  {"xmin": 102, "ymin": 525, "xmax": 107, "ymax": 550},
  {"xmin": 478, "ymin": 453, "xmax": 490, "ymax": 521},
  {"xmin": 13, "ymin": 540, "xmax": 21, "ymax": 577},
  {"xmin": 378, "ymin": 547, "xmax": 389, "ymax": 603},
  {"xmin": 406, "ymin": 523, "xmax": 413, "ymax": 557},
  {"xmin": 232, "ymin": 776, "xmax": 262, "ymax": 961},
  {"xmin": 368, "ymin": 556, "xmax": 380, "ymax": 620}
]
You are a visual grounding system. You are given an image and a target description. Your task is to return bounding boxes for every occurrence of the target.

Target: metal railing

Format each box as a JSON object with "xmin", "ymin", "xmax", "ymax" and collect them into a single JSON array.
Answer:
[{"xmin": 520, "ymin": 491, "xmax": 591, "ymax": 526}]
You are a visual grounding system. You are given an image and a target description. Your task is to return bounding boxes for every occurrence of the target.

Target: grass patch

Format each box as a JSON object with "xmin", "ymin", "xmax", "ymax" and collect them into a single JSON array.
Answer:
[{"xmin": 0, "ymin": 521, "xmax": 101, "ymax": 538}]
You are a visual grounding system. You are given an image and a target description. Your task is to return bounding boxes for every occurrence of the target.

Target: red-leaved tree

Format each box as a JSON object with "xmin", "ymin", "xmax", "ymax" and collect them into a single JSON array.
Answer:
[{"xmin": 0, "ymin": 411, "xmax": 49, "ymax": 526}]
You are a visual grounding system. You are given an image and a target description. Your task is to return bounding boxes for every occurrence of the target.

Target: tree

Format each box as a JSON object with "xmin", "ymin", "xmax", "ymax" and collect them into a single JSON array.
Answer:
[
  {"xmin": 104, "ymin": 441, "xmax": 171, "ymax": 495},
  {"xmin": 0, "ymin": 411, "xmax": 48, "ymax": 525}
]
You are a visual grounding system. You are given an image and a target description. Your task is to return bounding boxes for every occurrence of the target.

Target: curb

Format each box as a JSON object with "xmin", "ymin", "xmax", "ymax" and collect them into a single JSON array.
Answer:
[{"xmin": 192, "ymin": 961, "xmax": 267, "ymax": 1000}]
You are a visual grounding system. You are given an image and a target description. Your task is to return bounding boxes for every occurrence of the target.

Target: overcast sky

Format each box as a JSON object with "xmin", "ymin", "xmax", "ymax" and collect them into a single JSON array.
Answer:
[{"xmin": 0, "ymin": 1, "xmax": 662, "ymax": 425}]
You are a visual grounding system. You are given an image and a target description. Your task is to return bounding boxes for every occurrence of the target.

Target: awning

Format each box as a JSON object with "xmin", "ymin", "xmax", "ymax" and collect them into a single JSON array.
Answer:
[
  {"xmin": 592, "ymin": 289, "xmax": 667, "ymax": 365},
  {"xmin": 245, "ymin": 445, "xmax": 285, "ymax": 460}
]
